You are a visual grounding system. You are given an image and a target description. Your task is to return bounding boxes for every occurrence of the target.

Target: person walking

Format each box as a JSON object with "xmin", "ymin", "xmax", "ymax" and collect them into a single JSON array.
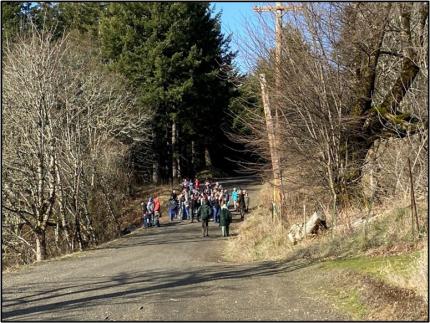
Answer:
[
  {"xmin": 238, "ymin": 189, "xmax": 246, "ymax": 220},
  {"xmin": 223, "ymin": 189, "xmax": 230, "ymax": 208},
  {"xmin": 195, "ymin": 195, "xmax": 201, "ymax": 222},
  {"xmin": 141, "ymin": 202, "xmax": 148, "ymax": 228},
  {"xmin": 184, "ymin": 196, "xmax": 190, "ymax": 220},
  {"xmin": 177, "ymin": 194, "xmax": 184, "ymax": 221},
  {"xmin": 244, "ymin": 190, "xmax": 250, "ymax": 213},
  {"xmin": 147, "ymin": 196, "xmax": 154, "ymax": 227},
  {"xmin": 174, "ymin": 189, "xmax": 178, "ymax": 198},
  {"xmin": 212, "ymin": 195, "xmax": 220, "ymax": 223},
  {"xmin": 178, "ymin": 194, "xmax": 186, "ymax": 221},
  {"xmin": 168, "ymin": 196, "xmax": 177, "ymax": 222},
  {"xmin": 198, "ymin": 199, "xmax": 211, "ymax": 237},
  {"xmin": 153, "ymin": 193, "xmax": 161, "ymax": 227},
  {"xmin": 219, "ymin": 202, "xmax": 232, "ymax": 237},
  {"xmin": 190, "ymin": 194, "xmax": 196, "ymax": 222},
  {"xmin": 183, "ymin": 178, "xmax": 189, "ymax": 190},
  {"xmin": 231, "ymin": 188, "xmax": 238, "ymax": 211}
]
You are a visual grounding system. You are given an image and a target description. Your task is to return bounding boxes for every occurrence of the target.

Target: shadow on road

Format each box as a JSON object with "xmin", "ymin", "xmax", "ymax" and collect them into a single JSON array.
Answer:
[
  {"xmin": 2, "ymin": 176, "xmax": 291, "ymax": 320},
  {"xmin": 100, "ymin": 215, "xmax": 244, "ymax": 250},
  {"xmin": 2, "ymin": 258, "xmax": 313, "ymax": 320}
]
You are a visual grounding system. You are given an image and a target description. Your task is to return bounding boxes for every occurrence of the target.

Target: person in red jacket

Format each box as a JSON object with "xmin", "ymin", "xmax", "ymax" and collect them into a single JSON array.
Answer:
[
  {"xmin": 194, "ymin": 178, "xmax": 200, "ymax": 190},
  {"xmin": 153, "ymin": 193, "xmax": 161, "ymax": 227}
]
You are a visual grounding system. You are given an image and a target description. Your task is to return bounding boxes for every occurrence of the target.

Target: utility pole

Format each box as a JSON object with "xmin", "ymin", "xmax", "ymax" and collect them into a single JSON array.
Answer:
[
  {"xmin": 253, "ymin": 2, "xmax": 302, "ymax": 219},
  {"xmin": 254, "ymin": 2, "xmax": 301, "ymax": 88},
  {"xmin": 258, "ymin": 73, "xmax": 279, "ymax": 218}
]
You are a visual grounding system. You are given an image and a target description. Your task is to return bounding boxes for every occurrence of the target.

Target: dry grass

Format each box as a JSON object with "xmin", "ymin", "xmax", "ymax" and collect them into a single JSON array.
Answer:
[
  {"xmin": 224, "ymin": 209, "xmax": 293, "ymax": 262},
  {"xmin": 224, "ymin": 182, "xmax": 428, "ymax": 290},
  {"xmin": 224, "ymin": 183, "xmax": 294, "ymax": 262}
]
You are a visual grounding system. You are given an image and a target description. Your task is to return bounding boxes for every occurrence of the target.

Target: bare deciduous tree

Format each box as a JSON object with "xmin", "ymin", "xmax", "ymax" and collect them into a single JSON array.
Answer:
[
  {"xmin": 229, "ymin": 2, "xmax": 428, "ymax": 226},
  {"xmin": 2, "ymin": 26, "xmax": 151, "ymax": 263}
]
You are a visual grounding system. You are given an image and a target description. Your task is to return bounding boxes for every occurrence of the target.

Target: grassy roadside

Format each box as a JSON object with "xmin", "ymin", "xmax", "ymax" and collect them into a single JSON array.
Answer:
[
  {"xmin": 224, "ymin": 182, "xmax": 428, "ymax": 320},
  {"xmin": 302, "ymin": 252, "xmax": 428, "ymax": 320},
  {"xmin": 318, "ymin": 251, "xmax": 427, "ymax": 318}
]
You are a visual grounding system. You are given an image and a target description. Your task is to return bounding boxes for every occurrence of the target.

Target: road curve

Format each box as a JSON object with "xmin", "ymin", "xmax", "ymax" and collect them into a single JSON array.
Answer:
[{"xmin": 2, "ymin": 177, "xmax": 346, "ymax": 321}]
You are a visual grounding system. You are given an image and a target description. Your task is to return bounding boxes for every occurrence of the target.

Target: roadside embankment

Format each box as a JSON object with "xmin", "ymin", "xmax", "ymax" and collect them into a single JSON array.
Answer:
[{"xmin": 224, "ymin": 182, "xmax": 428, "ymax": 320}]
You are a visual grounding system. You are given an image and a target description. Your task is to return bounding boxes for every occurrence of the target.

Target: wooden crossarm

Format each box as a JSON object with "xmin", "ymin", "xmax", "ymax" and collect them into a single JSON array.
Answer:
[{"xmin": 253, "ymin": 3, "xmax": 303, "ymax": 14}]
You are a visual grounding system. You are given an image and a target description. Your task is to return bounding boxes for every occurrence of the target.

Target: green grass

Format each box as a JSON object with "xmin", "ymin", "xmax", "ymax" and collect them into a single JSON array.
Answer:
[
  {"xmin": 320, "ymin": 252, "xmax": 420, "ymax": 286},
  {"xmin": 308, "ymin": 270, "xmax": 368, "ymax": 320},
  {"xmin": 334, "ymin": 288, "xmax": 368, "ymax": 320}
]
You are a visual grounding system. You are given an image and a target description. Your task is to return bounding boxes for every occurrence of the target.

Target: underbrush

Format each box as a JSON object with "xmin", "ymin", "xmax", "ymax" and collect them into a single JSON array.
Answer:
[{"xmin": 2, "ymin": 183, "xmax": 174, "ymax": 271}]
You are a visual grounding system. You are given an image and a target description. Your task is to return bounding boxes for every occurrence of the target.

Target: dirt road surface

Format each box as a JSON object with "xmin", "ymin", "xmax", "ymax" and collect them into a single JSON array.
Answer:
[{"xmin": 2, "ymin": 177, "xmax": 347, "ymax": 321}]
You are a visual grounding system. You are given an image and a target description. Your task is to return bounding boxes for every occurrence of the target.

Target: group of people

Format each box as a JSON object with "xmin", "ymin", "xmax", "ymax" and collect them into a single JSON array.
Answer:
[
  {"xmin": 140, "ymin": 193, "xmax": 161, "ymax": 228},
  {"xmin": 168, "ymin": 178, "xmax": 250, "ymax": 237},
  {"xmin": 141, "ymin": 178, "xmax": 250, "ymax": 238}
]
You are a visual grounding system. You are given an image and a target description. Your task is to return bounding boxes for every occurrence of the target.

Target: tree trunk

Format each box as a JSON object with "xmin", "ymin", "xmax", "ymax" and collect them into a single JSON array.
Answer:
[
  {"xmin": 194, "ymin": 140, "xmax": 205, "ymax": 172},
  {"xmin": 55, "ymin": 161, "xmax": 71, "ymax": 251},
  {"xmin": 152, "ymin": 158, "xmax": 159, "ymax": 184},
  {"xmin": 183, "ymin": 141, "xmax": 191, "ymax": 178},
  {"xmin": 172, "ymin": 121, "xmax": 178, "ymax": 182},
  {"xmin": 74, "ymin": 213, "xmax": 83, "ymax": 251},
  {"xmin": 152, "ymin": 127, "xmax": 159, "ymax": 184},
  {"xmin": 204, "ymin": 145, "xmax": 212, "ymax": 169},
  {"xmin": 347, "ymin": 3, "xmax": 425, "ymax": 193},
  {"xmin": 191, "ymin": 140, "xmax": 196, "ymax": 176},
  {"xmin": 35, "ymin": 229, "xmax": 47, "ymax": 262},
  {"xmin": 101, "ymin": 183, "xmax": 121, "ymax": 235},
  {"xmin": 177, "ymin": 135, "xmax": 181, "ymax": 180},
  {"xmin": 83, "ymin": 198, "xmax": 97, "ymax": 244}
]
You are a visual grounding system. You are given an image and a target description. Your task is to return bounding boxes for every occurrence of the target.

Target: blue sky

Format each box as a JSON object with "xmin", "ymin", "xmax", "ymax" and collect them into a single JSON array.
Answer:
[{"xmin": 211, "ymin": 2, "xmax": 275, "ymax": 74}]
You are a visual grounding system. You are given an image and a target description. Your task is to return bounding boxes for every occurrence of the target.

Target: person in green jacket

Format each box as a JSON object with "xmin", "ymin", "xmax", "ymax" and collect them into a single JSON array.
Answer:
[
  {"xmin": 199, "ymin": 199, "xmax": 211, "ymax": 237},
  {"xmin": 219, "ymin": 203, "xmax": 232, "ymax": 237}
]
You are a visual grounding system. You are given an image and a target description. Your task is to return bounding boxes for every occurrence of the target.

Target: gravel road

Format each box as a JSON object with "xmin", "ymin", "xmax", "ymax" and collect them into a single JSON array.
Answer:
[{"xmin": 2, "ymin": 177, "xmax": 347, "ymax": 321}]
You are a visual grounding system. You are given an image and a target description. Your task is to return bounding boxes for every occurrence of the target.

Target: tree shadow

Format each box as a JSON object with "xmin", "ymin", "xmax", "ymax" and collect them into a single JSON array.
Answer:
[{"xmin": 2, "ymin": 259, "xmax": 314, "ymax": 320}]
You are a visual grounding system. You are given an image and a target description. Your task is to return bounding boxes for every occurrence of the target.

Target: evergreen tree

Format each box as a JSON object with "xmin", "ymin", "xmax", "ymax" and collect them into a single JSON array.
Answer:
[
  {"xmin": 99, "ymin": 2, "xmax": 238, "ymax": 182},
  {"xmin": 1, "ymin": 1, "xmax": 27, "ymax": 42},
  {"xmin": 57, "ymin": 2, "xmax": 105, "ymax": 36}
]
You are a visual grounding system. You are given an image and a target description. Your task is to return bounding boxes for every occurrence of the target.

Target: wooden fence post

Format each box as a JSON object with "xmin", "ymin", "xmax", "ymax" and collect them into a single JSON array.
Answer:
[{"xmin": 408, "ymin": 157, "xmax": 420, "ymax": 238}]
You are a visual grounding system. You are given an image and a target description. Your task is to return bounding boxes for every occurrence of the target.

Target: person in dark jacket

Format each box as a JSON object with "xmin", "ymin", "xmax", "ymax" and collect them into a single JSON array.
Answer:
[
  {"xmin": 223, "ymin": 189, "xmax": 230, "ymax": 208},
  {"xmin": 195, "ymin": 196, "xmax": 201, "ymax": 222},
  {"xmin": 219, "ymin": 203, "xmax": 232, "ymax": 237},
  {"xmin": 238, "ymin": 190, "xmax": 246, "ymax": 220},
  {"xmin": 189, "ymin": 194, "xmax": 196, "ymax": 222},
  {"xmin": 199, "ymin": 200, "xmax": 211, "ymax": 237},
  {"xmin": 141, "ymin": 202, "xmax": 148, "ymax": 228},
  {"xmin": 168, "ymin": 197, "xmax": 177, "ymax": 222},
  {"xmin": 172, "ymin": 190, "xmax": 178, "ymax": 201}
]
